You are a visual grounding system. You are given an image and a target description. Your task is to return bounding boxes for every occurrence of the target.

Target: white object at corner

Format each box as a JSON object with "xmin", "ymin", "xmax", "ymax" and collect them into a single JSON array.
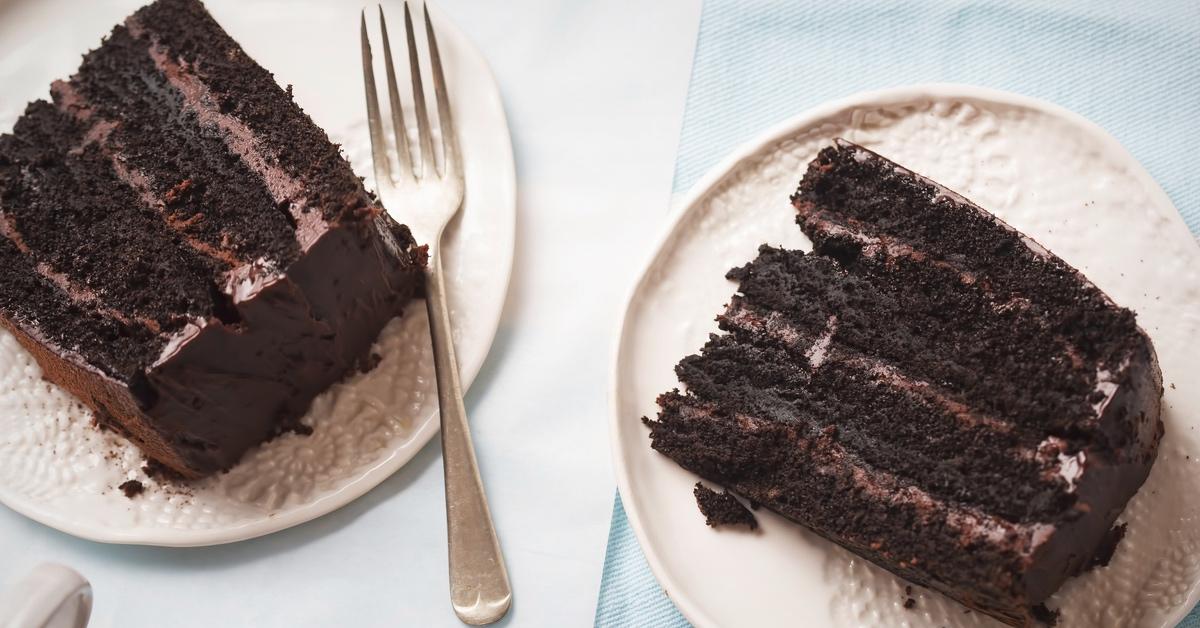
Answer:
[{"xmin": 0, "ymin": 564, "xmax": 91, "ymax": 628}]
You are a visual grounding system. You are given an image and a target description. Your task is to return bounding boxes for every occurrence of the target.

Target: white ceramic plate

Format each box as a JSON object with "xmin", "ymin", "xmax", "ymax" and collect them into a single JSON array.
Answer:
[
  {"xmin": 612, "ymin": 84, "xmax": 1200, "ymax": 628},
  {"xmin": 0, "ymin": 0, "xmax": 514, "ymax": 546}
]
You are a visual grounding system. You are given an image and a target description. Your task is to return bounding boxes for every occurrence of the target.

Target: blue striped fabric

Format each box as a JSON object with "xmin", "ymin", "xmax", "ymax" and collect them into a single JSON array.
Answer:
[{"xmin": 596, "ymin": 1, "xmax": 1200, "ymax": 625}]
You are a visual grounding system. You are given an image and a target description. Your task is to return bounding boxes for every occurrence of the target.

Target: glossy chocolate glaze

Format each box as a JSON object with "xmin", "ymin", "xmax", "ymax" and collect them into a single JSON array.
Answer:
[{"xmin": 138, "ymin": 216, "xmax": 425, "ymax": 476}]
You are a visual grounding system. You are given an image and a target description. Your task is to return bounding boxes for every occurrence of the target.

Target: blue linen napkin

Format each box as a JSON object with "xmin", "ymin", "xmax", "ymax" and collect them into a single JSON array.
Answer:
[{"xmin": 595, "ymin": 1, "xmax": 1200, "ymax": 625}]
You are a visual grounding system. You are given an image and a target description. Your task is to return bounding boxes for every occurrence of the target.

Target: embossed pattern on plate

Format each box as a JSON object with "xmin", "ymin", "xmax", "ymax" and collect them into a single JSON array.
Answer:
[
  {"xmin": 0, "ymin": 2, "xmax": 515, "ymax": 546},
  {"xmin": 612, "ymin": 85, "xmax": 1200, "ymax": 628}
]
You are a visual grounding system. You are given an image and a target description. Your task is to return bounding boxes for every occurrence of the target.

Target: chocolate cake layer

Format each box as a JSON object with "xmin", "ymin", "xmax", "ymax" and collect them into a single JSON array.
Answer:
[
  {"xmin": 61, "ymin": 23, "xmax": 300, "ymax": 266},
  {"xmin": 0, "ymin": 0, "xmax": 426, "ymax": 478},
  {"xmin": 693, "ymin": 483, "xmax": 758, "ymax": 530},
  {"xmin": 644, "ymin": 141, "xmax": 1162, "ymax": 626},
  {"xmin": 2, "ymin": 101, "xmax": 218, "ymax": 338},
  {"xmin": 0, "ymin": 234, "xmax": 161, "ymax": 377},
  {"xmin": 129, "ymin": 0, "xmax": 370, "ymax": 224},
  {"xmin": 680, "ymin": 313, "xmax": 1065, "ymax": 523}
]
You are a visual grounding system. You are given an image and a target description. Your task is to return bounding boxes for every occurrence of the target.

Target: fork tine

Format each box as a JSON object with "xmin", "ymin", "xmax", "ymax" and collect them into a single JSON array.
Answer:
[
  {"xmin": 378, "ymin": 5, "xmax": 413, "ymax": 181},
  {"xmin": 423, "ymin": 3, "xmax": 458, "ymax": 179},
  {"xmin": 404, "ymin": 1, "xmax": 435, "ymax": 180},
  {"xmin": 360, "ymin": 11, "xmax": 391, "ymax": 188}
]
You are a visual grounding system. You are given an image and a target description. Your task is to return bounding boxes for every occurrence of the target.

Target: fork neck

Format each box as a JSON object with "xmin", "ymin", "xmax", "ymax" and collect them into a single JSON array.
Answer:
[{"xmin": 424, "ymin": 229, "xmax": 449, "ymax": 274}]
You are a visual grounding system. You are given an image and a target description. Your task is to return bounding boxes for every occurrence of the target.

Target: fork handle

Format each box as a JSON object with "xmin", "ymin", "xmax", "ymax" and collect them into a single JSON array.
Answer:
[{"xmin": 426, "ymin": 246, "xmax": 512, "ymax": 625}]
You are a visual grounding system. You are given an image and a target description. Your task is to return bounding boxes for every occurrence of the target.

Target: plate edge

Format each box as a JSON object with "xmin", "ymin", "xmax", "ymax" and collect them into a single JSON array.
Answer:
[
  {"xmin": 607, "ymin": 82, "xmax": 1200, "ymax": 628},
  {"xmin": 0, "ymin": 0, "xmax": 518, "ymax": 549}
]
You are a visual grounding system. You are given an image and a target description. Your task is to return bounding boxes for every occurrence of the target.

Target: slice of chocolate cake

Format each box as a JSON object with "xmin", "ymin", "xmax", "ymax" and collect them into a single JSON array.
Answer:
[
  {"xmin": 0, "ymin": 0, "xmax": 426, "ymax": 479},
  {"xmin": 644, "ymin": 140, "xmax": 1162, "ymax": 626}
]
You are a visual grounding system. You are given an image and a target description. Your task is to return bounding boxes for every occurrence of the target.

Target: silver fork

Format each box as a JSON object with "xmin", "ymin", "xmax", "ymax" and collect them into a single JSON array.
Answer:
[{"xmin": 360, "ymin": 4, "xmax": 511, "ymax": 624}]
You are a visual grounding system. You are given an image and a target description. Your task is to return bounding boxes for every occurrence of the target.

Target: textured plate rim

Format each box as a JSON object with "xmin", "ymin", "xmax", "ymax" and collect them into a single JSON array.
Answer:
[
  {"xmin": 0, "ymin": 2, "xmax": 516, "ymax": 548},
  {"xmin": 609, "ymin": 82, "xmax": 1198, "ymax": 628}
]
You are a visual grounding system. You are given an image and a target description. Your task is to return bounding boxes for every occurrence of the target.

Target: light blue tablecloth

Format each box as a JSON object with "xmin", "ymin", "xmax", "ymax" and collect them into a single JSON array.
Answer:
[{"xmin": 594, "ymin": 1, "xmax": 1200, "ymax": 625}]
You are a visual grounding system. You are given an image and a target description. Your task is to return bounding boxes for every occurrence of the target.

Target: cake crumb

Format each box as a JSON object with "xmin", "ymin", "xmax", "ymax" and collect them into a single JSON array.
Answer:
[
  {"xmin": 1086, "ymin": 523, "xmax": 1127, "ymax": 570},
  {"xmin": 143, "ymin": 460, "xmax": 185, "ymax": 483},
  {"xmin": 162, "ymin": 178, "xmax": 195, "ymax": 206},
  {"xmin": 119, "ymin": 480, "xmax": 145, "ymax": 499},
  {"xmin": 1031, "ymin": 603, "xmax": 1059, "ymax": 626},
  {"xmin": 903, "ymin": 598, "xmax": 916, "ymax": 610},
  {"xmin": 693, "ymin": 483, "xmax": 757, "ymax": 530},
  {"xmin": 355, "ymin": 351, "xmax": 384, "ymax": 374}
]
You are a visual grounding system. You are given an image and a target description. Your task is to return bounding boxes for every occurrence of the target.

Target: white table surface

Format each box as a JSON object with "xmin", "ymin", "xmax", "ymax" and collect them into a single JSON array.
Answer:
[{"xmin": 0, "ymin": 0, "xmax": 702, "ymax": 625}]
